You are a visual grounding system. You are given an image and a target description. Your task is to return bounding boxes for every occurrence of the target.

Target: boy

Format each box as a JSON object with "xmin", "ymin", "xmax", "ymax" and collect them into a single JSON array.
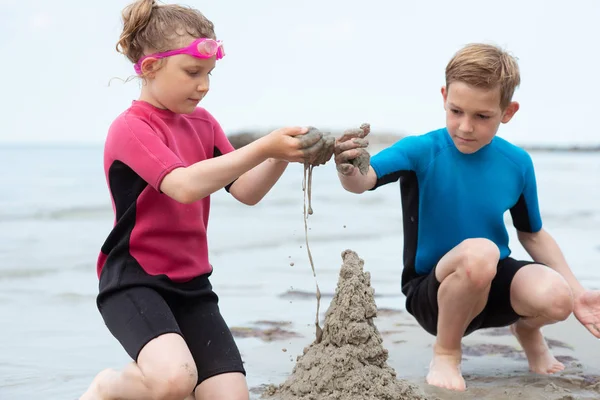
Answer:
[{"xmin": 334, "ymin": 43, "xmax": 600, "ymax": 391}]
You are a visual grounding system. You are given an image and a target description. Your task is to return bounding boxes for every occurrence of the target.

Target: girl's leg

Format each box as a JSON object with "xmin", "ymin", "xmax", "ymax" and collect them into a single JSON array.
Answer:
[
  {"xmin": 81, "ymin": 333, "xmax": 197, "ymax": 400},
  {"xmin": 173, "ymin": 278, "xmax": 247, "ymax": 400},
  {"xmin": 80, "ymin": 286, "xmax": 198, "ymax": 400},
  {"xmin": 194, "ymin": 372, "xmax": 248, "ymax": 400}
]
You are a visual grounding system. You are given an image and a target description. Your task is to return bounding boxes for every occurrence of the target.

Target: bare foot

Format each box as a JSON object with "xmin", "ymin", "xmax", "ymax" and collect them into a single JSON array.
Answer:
[
  {"xmin": 426, "ymin": 348, "xmax": 466, "ymax": 391},
  {"xmin": 511, "ymin": 322, "xmax": 565, "ymax": 374},
  {"xmin": 79, "ymin": 369, "xmax": 116, "ymax": 400}
]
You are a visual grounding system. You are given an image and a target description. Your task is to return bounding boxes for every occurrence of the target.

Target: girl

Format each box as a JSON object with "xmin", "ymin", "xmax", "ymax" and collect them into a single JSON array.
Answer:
[{"xmin": 80, "ymin": 0, "xmax": 326, "ymax": 399}]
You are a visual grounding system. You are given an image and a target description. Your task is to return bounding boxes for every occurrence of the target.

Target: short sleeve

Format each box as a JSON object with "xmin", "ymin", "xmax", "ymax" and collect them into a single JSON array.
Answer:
[
  {"xmin": 369, "ymin": 135, "xmax": 424, "ymax": 189},
  {"xmin": 203, "ymin": 110, "xmax": 235, "ymax": 158},
  {"xmin": 200, "ymin": 109, "xmax": 237, "ymax": 192},
  {"xmin": 510, "ymin": 153, "xmax": 543, "ymax": 233},
  {"xmin": 106, "ymin": 115, "xmax": 185, "ymax": 191}
]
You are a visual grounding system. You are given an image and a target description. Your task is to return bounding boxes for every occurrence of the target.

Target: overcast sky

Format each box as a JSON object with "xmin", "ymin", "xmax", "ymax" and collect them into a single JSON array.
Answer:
[{"xmin": 1, "ymin": 0, "xmax": 598, "ymax": 145}]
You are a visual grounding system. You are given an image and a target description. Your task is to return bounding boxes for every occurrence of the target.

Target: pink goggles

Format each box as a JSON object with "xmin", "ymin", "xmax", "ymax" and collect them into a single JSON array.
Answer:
[{"xmin": 134, "ymin": 38, "xmax": 225, "ymax": 75}]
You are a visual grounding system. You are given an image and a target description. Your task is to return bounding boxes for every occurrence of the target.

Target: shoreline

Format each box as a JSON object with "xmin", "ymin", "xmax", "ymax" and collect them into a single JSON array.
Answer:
[
  {"xmin": 226, "ymin": 131, "xmax": 600, "ymax": 153},
  {"xmin": 1, "ymin": 133, "xmax": 599, "ymax": 153}
]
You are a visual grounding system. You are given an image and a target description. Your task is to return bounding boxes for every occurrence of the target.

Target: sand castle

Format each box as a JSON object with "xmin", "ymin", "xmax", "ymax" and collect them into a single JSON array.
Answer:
[{"xmin": 263, "ymin": 250, "xmax": 430, "ymax": 400}]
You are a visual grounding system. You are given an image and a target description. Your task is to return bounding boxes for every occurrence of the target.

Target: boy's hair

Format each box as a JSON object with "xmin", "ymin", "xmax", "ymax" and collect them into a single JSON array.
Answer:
[
  {"xmin": 116, "ymin": 0, "xmax": 216, "ymax": 67},
  {"xmin": 445, "ymin": 43, "xmax": 520, "ymax": 110}
]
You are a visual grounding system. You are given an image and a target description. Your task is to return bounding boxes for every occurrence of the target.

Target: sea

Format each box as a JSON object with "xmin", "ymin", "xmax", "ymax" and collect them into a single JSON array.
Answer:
[{"xmin": 1, "ymin": 144, "xmax": 599, "ymax": 399}]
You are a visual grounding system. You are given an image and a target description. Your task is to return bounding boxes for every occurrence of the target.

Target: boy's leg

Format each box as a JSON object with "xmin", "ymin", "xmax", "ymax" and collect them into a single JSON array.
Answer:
[
  {"xmin": 426, "ymin": 238, "xmax": 500, "ymax": 391},
  {"xmin": 509, "ymin": 264, "xmax": 573, "ymax": 374},
  {"xmin": 80, "ymin": 287, "xmax": 198, "ymax": 400}
]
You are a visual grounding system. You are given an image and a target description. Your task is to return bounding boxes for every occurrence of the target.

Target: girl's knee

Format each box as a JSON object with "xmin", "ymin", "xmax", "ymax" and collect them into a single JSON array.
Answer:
[
  {"xmin": 147, "ymin": 363, "xmax": 198, "ymax": 400},
  {"xmin": 195, "ymin": 372, "xmax": 248, "ymax": 400}
]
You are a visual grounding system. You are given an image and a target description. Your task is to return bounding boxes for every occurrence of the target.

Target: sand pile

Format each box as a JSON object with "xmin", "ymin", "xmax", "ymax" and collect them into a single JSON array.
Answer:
[{"xmin": 263, "ymin": 250, "xmax": 429, "ymax": 400}]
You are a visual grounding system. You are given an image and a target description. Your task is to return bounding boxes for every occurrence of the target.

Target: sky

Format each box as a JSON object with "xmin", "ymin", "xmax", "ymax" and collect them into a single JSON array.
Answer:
[{"xmin": 1, "ymin": 0, "xmax": 599, "ymax": 145}]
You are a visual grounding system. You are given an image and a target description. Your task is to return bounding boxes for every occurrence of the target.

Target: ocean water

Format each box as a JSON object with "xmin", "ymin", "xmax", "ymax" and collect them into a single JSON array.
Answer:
[{"xmin": 0, "ymin": 145, "xmax": 599, "ymax": 399}]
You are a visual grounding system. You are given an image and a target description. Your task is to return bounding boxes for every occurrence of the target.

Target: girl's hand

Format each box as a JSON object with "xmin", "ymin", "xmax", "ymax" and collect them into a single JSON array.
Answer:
[{"xmin": 261, "ymin": 126, "xmax": 325, "ymax": 163}]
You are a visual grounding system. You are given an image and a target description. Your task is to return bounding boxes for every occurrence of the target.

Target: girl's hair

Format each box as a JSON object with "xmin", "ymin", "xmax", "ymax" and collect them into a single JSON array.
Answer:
[{"xmin": 116, "ymin": 0, "xmax": 216, "ymax": 65}]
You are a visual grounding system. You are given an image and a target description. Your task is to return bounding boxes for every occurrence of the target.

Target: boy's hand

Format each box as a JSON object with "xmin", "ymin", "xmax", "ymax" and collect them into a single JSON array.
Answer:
[
  {"xmin": 261, "ymin": 126, "xmax": 325, "ymax": 163},
  {"xmin": 574, "ymin": 290, "xmax": 600, "ymax": 338},
  {"xmin": 335, "ymin": 123, "xmax": 370, "ymax": 176}
]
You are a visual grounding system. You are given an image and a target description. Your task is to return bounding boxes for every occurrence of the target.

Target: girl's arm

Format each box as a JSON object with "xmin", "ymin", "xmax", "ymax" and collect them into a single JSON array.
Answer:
[
  {"xmin": 160, "ymin": 126, "xmax": 320, "ymax": 204},
  {"xmin": 228, "ymin": 158, "xmax": 289, "ymax": 205}
]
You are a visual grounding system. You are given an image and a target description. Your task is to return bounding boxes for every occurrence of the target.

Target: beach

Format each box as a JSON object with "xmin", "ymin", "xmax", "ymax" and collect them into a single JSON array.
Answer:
[
  {"xmin": 0, "ymin": 144, "xmax": 599, "ymax": 399},
  {"xmin": 245, "ymin": 295, "xmax": 600, "ymax": 400}
]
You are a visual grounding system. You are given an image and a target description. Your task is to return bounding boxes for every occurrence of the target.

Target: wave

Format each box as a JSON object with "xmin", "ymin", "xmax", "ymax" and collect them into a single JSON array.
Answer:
[
  {"xmin": 0, "ymin": 267, "xmax": 56, "ymax": 280},
  {"xmin": 209, "ymin": 229, "xmax": 399, "ymax": 256},
  {"xmin": 52, "ymin": 292, "xmax": 97, "ymax": 302},
  {"xmin": 278, "ymin": 289, "xmax": 401, "ymax": 300},
  {"xmin": 0, "ymin": 205, "xmax": 111, "ymax": 222},
  {"xmin": 0, "ymin": 262, "xmax": 93, "ymax": 281}
]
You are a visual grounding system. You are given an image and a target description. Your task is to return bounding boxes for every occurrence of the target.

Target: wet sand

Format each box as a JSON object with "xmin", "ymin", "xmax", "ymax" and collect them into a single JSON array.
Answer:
[{"xmin": 237, "ymin": 294, "xmax": 600, "ymax": 400}]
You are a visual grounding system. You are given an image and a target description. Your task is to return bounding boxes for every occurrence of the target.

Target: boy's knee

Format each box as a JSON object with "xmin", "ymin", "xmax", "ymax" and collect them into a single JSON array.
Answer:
[
  {"xmin": 457, "ymin": 238, "xmax": 499, "ymax": 289},
  {"xmin": 460, "ymin": 238, "xmax": 500, "ymax": 260},
  {"xmin": 148, "ymin": 363, "xmax": 198, "ymax": 400},
  {"xmin": 542, "ymin": 279, "xmax": 573, "ymax": 321}
]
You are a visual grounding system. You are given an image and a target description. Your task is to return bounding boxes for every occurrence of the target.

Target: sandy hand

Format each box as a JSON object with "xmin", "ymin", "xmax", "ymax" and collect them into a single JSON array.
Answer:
[
  {"xmin": 262, "ymin": 126, "xmax": 322, "ymax": 163},
  {"xmin": 574, "ymin": 290, "xmax": 600, "ymax": 338},
  {"xmin": 303, "ymin": 127, "xmax": 336, "ymax": 166},
  {"xmin": 335, "ymin": 123, "xmax": 371, "ymax": 176}
]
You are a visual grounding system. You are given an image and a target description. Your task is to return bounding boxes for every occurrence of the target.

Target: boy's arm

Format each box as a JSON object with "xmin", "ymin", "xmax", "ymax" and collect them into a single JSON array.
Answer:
[
  {"xmin": 517, "ymin": 229, "xmax": 585, "ymax": 297},
  {"xmin": 513, "ymin": 153, "xmax": 600, "ymax": 338},
  {"xmin": 335, "ymin": 124, "xmax": 419, "ymax": 193},
  {"xmin": 518, "ymin": 228, "xmax": 600, "ymax": 338},
  {"xmin": 337, "ymin": 166, "xmax": 378, "ymax": 194},
  {"xmin": 512, "ymin": 152, "xmax": 584, "ymax": 295}
]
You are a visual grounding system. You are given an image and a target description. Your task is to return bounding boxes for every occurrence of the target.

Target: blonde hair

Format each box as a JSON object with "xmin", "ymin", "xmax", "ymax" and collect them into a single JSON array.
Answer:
[
  {"xmin": 445, "ymin": 43, "xmax": 520, "ymax": 110},
  {"xmin": 116, "ymin": 0, "xmax": 216, "ymax": 71}
]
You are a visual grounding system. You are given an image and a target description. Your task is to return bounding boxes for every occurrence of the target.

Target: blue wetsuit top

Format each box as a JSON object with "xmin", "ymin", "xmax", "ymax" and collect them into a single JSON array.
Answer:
[{"xmin": 369, "ymin": 128, "xmax": 542, "ymax": 293}]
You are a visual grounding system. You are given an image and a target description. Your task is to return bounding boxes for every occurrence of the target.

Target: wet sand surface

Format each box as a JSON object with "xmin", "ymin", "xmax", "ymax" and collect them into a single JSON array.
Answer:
[{"xmin": 241, "ymin": 303, "xmax": 600, "ymax": 399}]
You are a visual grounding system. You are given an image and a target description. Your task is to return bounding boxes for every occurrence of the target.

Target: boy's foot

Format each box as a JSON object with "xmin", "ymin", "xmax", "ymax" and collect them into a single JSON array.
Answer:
[
  {"xmin": 510, "ymin": 321, "xmax": 565, "ymax": 374},
  {"xmin": 79, "ymin": 368, "xmax": 116, "ymax": 400},
  {"xmin": 426, "ymin": 349, "xmax": 466, "ymax": 391}
]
